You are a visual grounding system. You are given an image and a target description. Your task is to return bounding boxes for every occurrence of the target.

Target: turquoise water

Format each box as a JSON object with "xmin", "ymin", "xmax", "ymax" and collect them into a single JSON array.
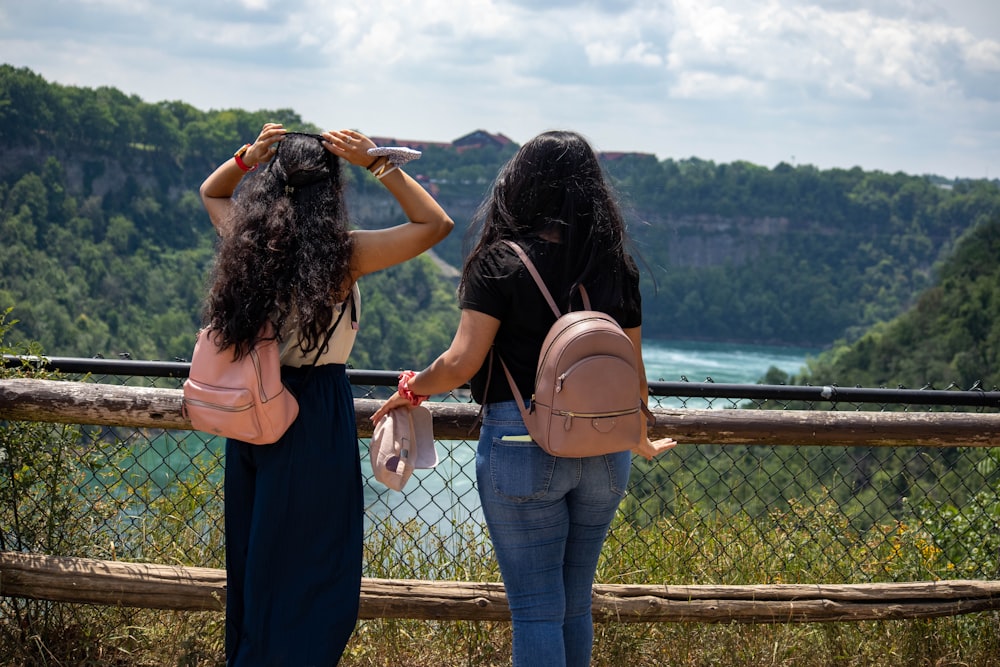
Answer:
[
  {"xmin": 642, "ymin": 339, "xmax": 819, "ymax": 384},
  {"xmin": 108, "ymin": 340, "xmax": 819, "ymax": 535}
]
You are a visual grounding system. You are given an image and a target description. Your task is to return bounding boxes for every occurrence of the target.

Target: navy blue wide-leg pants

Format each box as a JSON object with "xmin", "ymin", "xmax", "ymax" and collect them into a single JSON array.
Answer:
[{"xmin": 224, "ymin": 363, "xmax": 362, "ymax": 666}]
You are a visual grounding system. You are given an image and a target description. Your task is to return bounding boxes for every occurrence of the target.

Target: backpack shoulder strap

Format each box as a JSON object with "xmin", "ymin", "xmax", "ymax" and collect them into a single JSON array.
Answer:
[
  {"xmin": 469, "ymin": 347, "xmax": 532, "ymax": 435},
  {"xmin": 494, "ymin": 241, "xmax": 551, "ymax": 422},
  {"xmin": 503, "ymin": 240, "xmax": 562, "ymax": 318},
  {"xmin": 314, "ymin": 289, "xmax": 354, "ymax": 365},
  {"xmin": 502, "ymin": 240, "xmax": 592, "ymax": 313}
]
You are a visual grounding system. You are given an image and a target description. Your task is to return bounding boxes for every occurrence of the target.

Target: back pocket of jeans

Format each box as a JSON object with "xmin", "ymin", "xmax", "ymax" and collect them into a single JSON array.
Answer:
[{"xmin": 489, "ymin": 438, "xmax": 555, "ymax": 501}]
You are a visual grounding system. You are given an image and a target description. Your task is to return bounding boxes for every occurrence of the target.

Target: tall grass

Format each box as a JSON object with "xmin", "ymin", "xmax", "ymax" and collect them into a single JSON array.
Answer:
[
  {"xmin": 2, "ymin": 487, "xmax": 999, "ymax": 665},
  {"xmin": 337, "ymin": 513, "xmax": 1000, "ymax": 667},
  {"xmin": 2, "ymin": 425, "xmax": 998, "ymax": 665}
]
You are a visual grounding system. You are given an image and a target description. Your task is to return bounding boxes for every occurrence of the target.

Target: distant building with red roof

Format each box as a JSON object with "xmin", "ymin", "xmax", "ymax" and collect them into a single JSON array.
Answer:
[{"xmin": 452, "ymin": 130, "xmax": 515, "ymax": 152}]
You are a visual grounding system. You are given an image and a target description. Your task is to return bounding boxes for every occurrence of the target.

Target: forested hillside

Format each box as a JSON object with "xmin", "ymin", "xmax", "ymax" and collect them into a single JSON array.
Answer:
[
  {"xmin": 796, "ymin": 215, "xmax": 1000, "ymax": 390},
  {"xmin": 3, "ymin": 64, "xmax": 1000, "ymax": 372},
  {"xmin": 0, "ymin": 65, "xmax": 467, "ymax": 369}
]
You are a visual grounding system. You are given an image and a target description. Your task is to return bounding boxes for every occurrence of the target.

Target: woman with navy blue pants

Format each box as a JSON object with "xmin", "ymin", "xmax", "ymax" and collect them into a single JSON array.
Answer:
[
  {"xmin": 372, "ymin": 130, "xmax": 675, "ymax": 665},
  {"xmin": 200, "ymin": 124, "xmax": 452, "ymax": 665}
]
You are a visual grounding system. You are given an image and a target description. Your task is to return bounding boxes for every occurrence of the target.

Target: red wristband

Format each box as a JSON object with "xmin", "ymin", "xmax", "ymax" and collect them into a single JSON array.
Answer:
[
  {"xmin": 233, "ymin": 144, "xmax": 257, "ymax": 173},
  {"xmin": 398, "ymin": 370, "xmax": 429, "ymax": 406}
]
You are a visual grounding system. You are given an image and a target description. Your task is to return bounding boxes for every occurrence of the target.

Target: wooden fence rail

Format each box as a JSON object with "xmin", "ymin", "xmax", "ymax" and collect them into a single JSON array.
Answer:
[
  {"xmin": 2, "ymin": 378, "xmax": 1000, "ymax": 624},
  {"xmin": 3, "ymin": 378, "xmax": 1000, "ymax": 447},
  {"xmin": 3, "ymin": 552, "xmax": 999, "ymax": 623}
]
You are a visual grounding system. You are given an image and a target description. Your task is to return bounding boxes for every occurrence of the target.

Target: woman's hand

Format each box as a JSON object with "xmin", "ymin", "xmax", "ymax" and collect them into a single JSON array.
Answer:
[
  {"xmin": 243, "ymin": 123, "xmax": 287, "ymax": 169},
  {"xmin": 200, "ymin": 122, "xmax": 287, "ymax": 233},
  {"xmin": 632, "ymin": 436, "xmax": 677, "ymax": 461},
  {"xmin": 370, "ymin": 392, "xmax": 414, "ymax": 425},
  {"xmin": 323, "ymin": 129, "xmax": 377, "ymax": 167}
]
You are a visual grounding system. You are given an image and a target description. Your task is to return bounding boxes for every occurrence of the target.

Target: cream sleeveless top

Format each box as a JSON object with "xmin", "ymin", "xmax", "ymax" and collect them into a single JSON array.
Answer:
[{"xmin": 278, "ymin": 282, "xmax": 361, "ymax": 367}]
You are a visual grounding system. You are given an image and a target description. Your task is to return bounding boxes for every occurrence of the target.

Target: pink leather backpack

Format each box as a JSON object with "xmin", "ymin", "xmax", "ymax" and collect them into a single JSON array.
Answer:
[{"xmin": 496, "ymin": 241, "xmax": 654, "ymax": 457}]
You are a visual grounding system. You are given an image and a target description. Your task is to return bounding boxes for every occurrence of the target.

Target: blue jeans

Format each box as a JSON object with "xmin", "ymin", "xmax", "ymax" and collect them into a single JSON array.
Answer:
[{"xmin": 476, "ymin": 401, "xmax": 632, "ymax": 667}]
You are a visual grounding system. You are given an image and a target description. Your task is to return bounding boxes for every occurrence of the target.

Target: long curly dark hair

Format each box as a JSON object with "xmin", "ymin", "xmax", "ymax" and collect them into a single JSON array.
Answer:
[
  {"xmin": 204, "ymin": 132, "xmax": 354, "ymax": 357},
  {"xmin": 460, "ymin": 130, "xmax": 632, "ymax": 308}
]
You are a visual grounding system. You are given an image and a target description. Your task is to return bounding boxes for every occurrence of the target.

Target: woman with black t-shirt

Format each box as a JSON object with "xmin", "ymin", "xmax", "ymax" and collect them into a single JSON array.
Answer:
[{"xmin": 371, "ymin": 130, "xmax": 675, "ymax": 667}]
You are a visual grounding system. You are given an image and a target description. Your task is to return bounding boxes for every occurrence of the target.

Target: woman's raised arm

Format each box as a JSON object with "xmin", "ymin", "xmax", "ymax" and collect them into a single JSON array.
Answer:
[
  {"xmin": 199, "ymin": 123, "xmax": 287, "ymax": 236},
  {"xmin": 323, "ymin": 129, "xmax": 454, "ymax": 280}
]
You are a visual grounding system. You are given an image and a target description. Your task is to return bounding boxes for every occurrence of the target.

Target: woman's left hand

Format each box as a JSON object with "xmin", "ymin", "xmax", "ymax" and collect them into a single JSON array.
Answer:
[
  {"xmin": 244, "ymin": 123, "xmax": 287, "ymax": 168},
  {"xmin": 370, "ymin": 391, "xmax": 414, "ymax": 425},
  {"xmin": 323, "ymin": 129, "xmax": 377, "ymax": 167},
  {"xmin": 632, "ymin": 436, "xmax": 677, "ymax": 461}
]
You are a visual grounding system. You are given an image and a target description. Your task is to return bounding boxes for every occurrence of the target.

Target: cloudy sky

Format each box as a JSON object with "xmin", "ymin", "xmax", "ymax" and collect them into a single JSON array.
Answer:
[{"xmin": 2, "ymin": 0, "xmax": 999, "ymax": 179}]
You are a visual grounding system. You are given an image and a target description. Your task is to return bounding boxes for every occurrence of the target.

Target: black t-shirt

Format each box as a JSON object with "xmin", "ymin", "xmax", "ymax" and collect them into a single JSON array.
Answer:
[{"xmin": 460, "ymin": 239, "xmax": 642, "ymax": 404}]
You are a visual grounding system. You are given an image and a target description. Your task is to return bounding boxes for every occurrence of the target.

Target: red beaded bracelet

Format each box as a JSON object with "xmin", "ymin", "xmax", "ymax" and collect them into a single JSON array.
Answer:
[{"xmin": 398, "ymin": 370, "xmax": 429, "ymax": 406}]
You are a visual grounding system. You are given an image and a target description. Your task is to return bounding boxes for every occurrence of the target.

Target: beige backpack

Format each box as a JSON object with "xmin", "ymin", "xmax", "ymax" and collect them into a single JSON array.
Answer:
[{"xmin": 496, "ymin": 241, "xmax": 653, "ymax": 457}]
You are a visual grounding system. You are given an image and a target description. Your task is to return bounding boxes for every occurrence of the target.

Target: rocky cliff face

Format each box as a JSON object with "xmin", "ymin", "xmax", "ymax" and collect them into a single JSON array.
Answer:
[
  {"xmin": 5, "ymin": 145, "xmax": 196, "ymax": 201},
  {"xmin": 347, "ymin": 187, "xmax": 810, "ymax": 272},
  {"xmin": 633, "ymin": 214, "xmax": 803, "ymax": 268}
]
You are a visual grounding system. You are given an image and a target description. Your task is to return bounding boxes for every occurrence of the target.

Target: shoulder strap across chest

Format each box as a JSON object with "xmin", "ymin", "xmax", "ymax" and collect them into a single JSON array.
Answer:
[{"xmin": 502, "ymin": 240, "xmax": 591, "ymax": 315}]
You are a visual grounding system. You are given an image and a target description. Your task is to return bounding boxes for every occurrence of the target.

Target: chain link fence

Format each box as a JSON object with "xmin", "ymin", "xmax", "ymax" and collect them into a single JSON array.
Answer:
[{"xmin": 2, "ymin": 357, "xmax": 999, "ymax": 590}]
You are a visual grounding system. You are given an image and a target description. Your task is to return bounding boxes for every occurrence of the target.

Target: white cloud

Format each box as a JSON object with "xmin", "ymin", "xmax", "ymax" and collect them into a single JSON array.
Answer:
[
  {"xmin": 585, "ymin": 41, "xmax": 664, "ymax": 67},
  {"xmin": 0, "ymin": 0, "xmax": 997, "ymax": 177},
  {"xmin": 671, "ymin": 71, "xmax": 766, "ymax": 99}
]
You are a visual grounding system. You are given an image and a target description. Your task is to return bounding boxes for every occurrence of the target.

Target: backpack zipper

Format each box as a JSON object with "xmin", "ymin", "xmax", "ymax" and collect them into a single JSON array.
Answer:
[
  {"xmin": 183, "ymin": 397, "xmax": 254, "ymax": 413},
  {"xmin": 552, "ymin": 406, "xmax": 640, "ymax": 419}
]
